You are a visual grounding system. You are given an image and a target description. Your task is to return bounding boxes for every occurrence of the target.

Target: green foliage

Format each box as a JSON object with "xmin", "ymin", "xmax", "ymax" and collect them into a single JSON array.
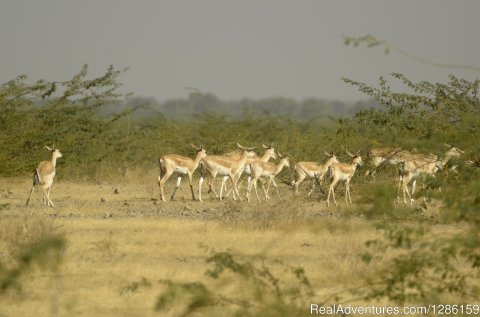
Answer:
[
  {"xmin": 0, "ymin": 213, "xmax": 65, "ymax": 294},
  {"xmin": 358, "ymin": 184, "xmax": 416, "ymax": 220},
  {"xmin": 342, "ymin": 74, "xmax": 480, "ymax": 143},
  {"xmin": 0, "ymin": 235, "xmax": 65, "ymax": 293},
  {"xmin": 340, "ymin": 71, "xmax": 480, "ymax": 306},
  {"xmin": 342, "ymin": 73, "xmax": 480, "ymax": 221},
  {"xmin": 344, "ymin": 34, "xmax": 480, "ymax": 72},
  {"xmin": 154, "ymin": 249, "xmax": 314, "ymax": 316},
  {"xmin": 361, "ymin": 223, "xmax": 480, "ymax": 304},
  {"xmin": 0, "ymin": 65, "xmax": 132, "ymax": 178}
]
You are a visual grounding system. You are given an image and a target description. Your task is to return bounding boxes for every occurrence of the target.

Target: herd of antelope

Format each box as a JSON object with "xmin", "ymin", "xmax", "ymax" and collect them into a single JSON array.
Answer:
[{"xmin": 26, "ymin": 142, "xmax": 465, "ymax": 207}]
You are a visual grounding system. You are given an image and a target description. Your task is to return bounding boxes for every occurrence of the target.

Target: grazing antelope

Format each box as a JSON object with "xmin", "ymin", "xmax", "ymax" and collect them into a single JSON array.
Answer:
[
  {"xmin": 247, "ymin": 152, "xmax": 290, "ymax": 202},
  {"xmin": 326, "ymin": 150, "xmax": 363, "ymax": 207},
  {"xmin": 158, "ymin": 144, "xmax": 206, "ymax": 202},
  {"xmin": 222, "ymin": 144, "xmax": 277, "ymax": 198},
  {"xmin": 292, "ymin": 152, "xmax": 339, "ymax": 196},
  {"xmin": 397, "ymin": 144, "xmax": 463, "ymax": 205},
  {"xmin": 26, "ymin": 145, "xmax": 63, "ymax": 207},
  {"xmin": 198, "ymin": 143, "xmax": 255, "ymax": 202}
]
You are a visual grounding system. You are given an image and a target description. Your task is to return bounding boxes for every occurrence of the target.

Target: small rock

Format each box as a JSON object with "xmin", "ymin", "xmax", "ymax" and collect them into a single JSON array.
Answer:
[
  {"xmin": 114, "ymin": 188, "xmax": 120, "ymax": 194},
  {"xmin": 101, "ymin": 198, "xmax": 107, "ymax": 203}
]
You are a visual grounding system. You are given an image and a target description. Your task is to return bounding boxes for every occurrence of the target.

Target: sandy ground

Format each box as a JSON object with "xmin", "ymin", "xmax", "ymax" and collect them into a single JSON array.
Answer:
[{"xmin": 0, "ymin": 176, "xmax": 463, "ymax": 316}]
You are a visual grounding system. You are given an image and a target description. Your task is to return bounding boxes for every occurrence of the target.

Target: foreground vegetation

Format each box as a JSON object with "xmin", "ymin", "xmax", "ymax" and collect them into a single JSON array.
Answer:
[
  {"xmin": 1, "ymin": 65, "xmax": 479, "ymax": 315},
  {"xmin": 0, "ymin": 178, "xmax": 475, "ymax": 316}
]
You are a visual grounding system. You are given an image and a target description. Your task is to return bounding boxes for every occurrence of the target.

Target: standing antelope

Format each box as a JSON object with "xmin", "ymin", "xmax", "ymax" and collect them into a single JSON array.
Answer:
[
  {"xmin": 26, "ymin": 145, "xmax": 63, "ymax": 207},
  {"xmin": 198, "ymin": 143, "xmax": 255, "ymax": 202},
  {"xmin": 292, "ymin": 152, "xmax": 339, "ymax": 196},
  {"xmin": 158, "ymin": 144, "xmax": 206, "ymax": 201},
  {"xmin": 369, "ymin": 147, "xmax": 411, "ymax": 168},
  {"xmin": 326, "ymin": 151, "xmax": 363, "ymax": 207},
  {"xmin": 222, "ymin": 144, "xmax": 276, "ymax": 198},
  {"xmin": 364, "ymin": 147, "xmax": 414, "ymax": 178},
  {"xmin": 397, "ymin": 144, "xmax": 463, "ymax": 205},
  {"xmin": 247, "ymin": 152, "xmax": 290, "ymax": 202}
]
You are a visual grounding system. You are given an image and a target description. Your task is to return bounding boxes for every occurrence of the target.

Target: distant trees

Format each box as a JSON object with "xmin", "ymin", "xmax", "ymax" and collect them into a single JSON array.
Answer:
[{"xmin": 105, "ymin": 94, "xmax": 361, "ymax": 121}]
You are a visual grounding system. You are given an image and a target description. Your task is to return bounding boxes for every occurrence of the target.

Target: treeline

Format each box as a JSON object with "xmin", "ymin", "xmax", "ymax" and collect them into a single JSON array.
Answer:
[
  {"xmin": 0, "ymin": 65, "xmax": 380, "ymax": 179},
  {"xmin": 1, "ymin": 65, "xmax": 479, "ymax": 189},
  {"xmin": 101, "ymin": 93, "xmax": 381, "ymax": 121}
]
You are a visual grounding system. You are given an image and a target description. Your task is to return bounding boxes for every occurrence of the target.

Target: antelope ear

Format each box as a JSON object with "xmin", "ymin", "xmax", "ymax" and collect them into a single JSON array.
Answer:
[
  {"xmin": 191, "ymin": 144, "xmax": 200, "ymax": 151},
  {"xmin": 323, "ymin": 151, "xmax": 331, "ymax": 156},
  {"xmin": 262, "ymin": 144, "xmax": 268, "ymax": 149},
  {"xmin": 356, "ymin": 150, "xmax": 361, "ymax": 156},
  {"xmin": 444, "ymin": 143, "xmax": 452, "ymax": 148},
  {"xmin": 200, "ymin": 144, "xmax": 204, "ymax": 150},
  {"xmin": 45, "ymin": 145, "xmax": 52, "ymax": 151}
]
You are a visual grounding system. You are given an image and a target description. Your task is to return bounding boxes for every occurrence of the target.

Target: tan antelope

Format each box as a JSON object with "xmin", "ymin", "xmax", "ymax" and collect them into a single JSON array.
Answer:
[
  {"xmin": 198, "ymin": 143, "xmax": 255, "ymax": 202},
  {"xmin": 292, "ymin": 152, "xmax": 339, "ymax": 196},
  {"xmin": 397, "ymin": 144, "xmax": 463, "ymax": 205},
  {"xmin": 247, "ymin": 152, "xmax": 290, "ymax": 202},
  {"xmin": 364, "ymin": 147, "xmax": 413, "ymax": 178},
  {"xmin": 26, "ymin": 145, "xmax": 63, "ymax": 207},
  {"xmin": 326, "ymin": 150, "xmax": 363, "ymax": 207},
  {"xmin": 222, "ymin": 144, "xmax": 277, "ymax": 198},
  {"xmin": 157, "ymin": 144, "xmax": 206, "ymax": 201}
]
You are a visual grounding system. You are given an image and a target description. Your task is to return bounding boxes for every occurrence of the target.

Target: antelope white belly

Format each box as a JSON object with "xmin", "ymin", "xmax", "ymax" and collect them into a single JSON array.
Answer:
[
  {"xmin": 217, "ymin": 166, "xmax": 232, "ymax": 176},
  {"xmin": 174, "ymin": 166, "xmax": 189, "ymax": 175},
  {"xmin": 305, "ymin": 169, "xmax": 316, "ymax": 178}
]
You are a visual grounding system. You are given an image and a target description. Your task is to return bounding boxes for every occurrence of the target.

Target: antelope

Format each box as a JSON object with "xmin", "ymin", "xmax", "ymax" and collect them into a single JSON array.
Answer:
[
  {"xmin": 157, "ymin": 144, "xmax": 206, "ymax": 201},
  {"xmin": 26, "ymin": 145, "xmax": 63, "ymax": 207},
  {"xmin": 198, "ymin": 143, "xmax": 255, "ymax": 202},
  {"xmin": 247, "ymin": 152, "xmax": 290, "ymax": 202},
  {"xmin": 222, "ymin": 144, "xmax": 277, "ymax": 198},
  {"xmin": 364, "ymin": 147, "xmax": 412, "ymax": 178},
  {"xmin": 326, "ymin": 150, "xmax": 363, "ymax": 207},
  {"xmin": 397, "ymin": 144, "xmax": 463, "ymax": 205},
  {"xmin": 291, "ymin": 152, "xmax": 339, "ymax": 196}
]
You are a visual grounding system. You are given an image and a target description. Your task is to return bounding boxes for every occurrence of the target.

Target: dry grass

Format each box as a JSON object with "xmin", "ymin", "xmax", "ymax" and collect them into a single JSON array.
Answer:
[{"xmin": 0, "ymin": 176, "xmax": 470, "ymax": 316}]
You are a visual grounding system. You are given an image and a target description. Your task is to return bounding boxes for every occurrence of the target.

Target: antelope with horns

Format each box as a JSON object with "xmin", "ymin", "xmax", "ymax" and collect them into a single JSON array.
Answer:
[
  {"xmin": 158, "ymin": 144, "xmax": 206, "ymax": 201},
  {"xmin": 397, "ymin": 144, "xmax": 463, "ymax": 205},
  {"xmin": 198, "ymin": 143, "xmax": 255, "ymax": 202},
  {"xmin": 291, "ymin": 152, "xmax": 339, "ymax": 197},
  {"xmin": 26, "ymin": 145, "xmax": 63, "ymax": 207},
  {"xmin": 326, "ymin": 150, "xmax": 363, "ymax": 207},
  {"xmin": 222, "ymin": 144, "xmax": 276, "ymax": 198},
  {"xmin": 247, "ymin": 152, "xmax": 290, "ymax": 202}
]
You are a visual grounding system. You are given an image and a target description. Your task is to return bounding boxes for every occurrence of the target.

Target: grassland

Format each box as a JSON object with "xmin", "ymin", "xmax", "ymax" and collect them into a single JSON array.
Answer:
[{"xmin": 0, "ymin": 172, "xmax": 472, "ymax": 317}]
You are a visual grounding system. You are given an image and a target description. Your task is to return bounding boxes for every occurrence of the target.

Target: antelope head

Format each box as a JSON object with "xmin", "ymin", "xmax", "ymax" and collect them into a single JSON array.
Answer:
[
  {"xmin": 263, "ymin": 143, "xmax": 277, "ymax": 159},
  {"xmin": 277, "ymin": 151, "xmax": 290, "ymax": 167},
  {"xmin": 191, "ymin": 144, "xmax": 207, "ymax": 159},
  {"xmin": 237, "ymin": 143, "xmax": 256, "ymax": 157},
  {"xmin": 45, "ymin": 145, "xmax": 63, "ymax": 159}
]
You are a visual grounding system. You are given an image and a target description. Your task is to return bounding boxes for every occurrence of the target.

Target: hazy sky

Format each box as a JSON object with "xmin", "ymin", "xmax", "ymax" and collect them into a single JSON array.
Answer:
[{"xmin": 1, "ymin": 0, "xmax": 479, "ymax": 101}]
